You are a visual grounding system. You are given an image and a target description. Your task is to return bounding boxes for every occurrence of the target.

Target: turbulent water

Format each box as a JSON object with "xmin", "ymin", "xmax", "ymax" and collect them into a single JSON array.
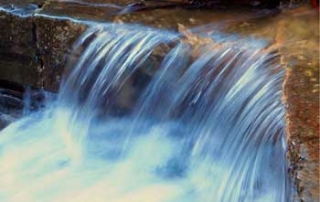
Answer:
[{"xmin": 0, "ymin": 24, "xmax": 293, "ymax": 202}]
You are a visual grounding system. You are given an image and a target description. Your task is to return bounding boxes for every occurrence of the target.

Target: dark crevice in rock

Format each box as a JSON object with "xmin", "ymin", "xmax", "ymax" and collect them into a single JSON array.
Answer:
[
  {"xmin": 37, "ymin": 2, "xmax": 45, "ymax": 9},
  {"xmin": 119, "ymin": 0, "xmax": 282, "ymax": 14},
  {"xmin": 0, "ymin": 80, "xmax": 25, "ymax": 94}
]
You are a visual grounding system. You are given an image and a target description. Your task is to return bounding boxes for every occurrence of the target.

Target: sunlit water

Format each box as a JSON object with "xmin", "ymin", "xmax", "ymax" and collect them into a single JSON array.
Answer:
[{"xmin": 0, "ymin": 24, "xmax": 293, "ymax": 202}]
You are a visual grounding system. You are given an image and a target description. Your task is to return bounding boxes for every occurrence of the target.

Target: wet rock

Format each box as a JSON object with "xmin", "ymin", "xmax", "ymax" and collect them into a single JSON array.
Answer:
[
  {"xmin": 0, "ymin": 5, "xmax": 41, "ymax": 88},
  {"xmin": 37, "ymin": 0, "xmax": 121, "ymax": 22},
  {"xmin": 277, "ymin": 6, "xmax": 319, "ymax": 202},
  {"xmin": 34, "ymin": 15, "xmax": 86, "ymax": 91}
]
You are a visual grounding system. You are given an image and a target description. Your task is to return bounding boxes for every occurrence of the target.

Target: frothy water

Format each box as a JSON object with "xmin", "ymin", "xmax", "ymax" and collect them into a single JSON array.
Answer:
[{"xmin": 0, "ymin": 24, "xmax": 293, "ymax": 202}]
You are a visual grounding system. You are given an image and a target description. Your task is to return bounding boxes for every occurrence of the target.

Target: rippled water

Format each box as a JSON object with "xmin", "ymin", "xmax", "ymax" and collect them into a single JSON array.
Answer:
[{"xmin": 0, "ymin": 24, "xmax": 293, "ymax": 202}]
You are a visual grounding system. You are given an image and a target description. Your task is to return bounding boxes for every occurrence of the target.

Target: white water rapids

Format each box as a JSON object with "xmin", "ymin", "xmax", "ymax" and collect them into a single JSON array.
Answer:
[{"xmin": 0, "ymin": 24, "xmax": 293, "ymax": 202}]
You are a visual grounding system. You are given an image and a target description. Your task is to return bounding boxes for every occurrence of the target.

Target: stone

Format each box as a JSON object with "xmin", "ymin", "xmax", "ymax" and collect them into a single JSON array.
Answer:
[
  {"xmin": 276, "ymin": 6, "xmax": 319, "ymax": 202},
  {"xmin": 0, "ymin": 3, "xmax": 41, "ymax": 88},
  {"xmin": 34, "ymin": 15, "xmax": 86, "ymax": 91}
]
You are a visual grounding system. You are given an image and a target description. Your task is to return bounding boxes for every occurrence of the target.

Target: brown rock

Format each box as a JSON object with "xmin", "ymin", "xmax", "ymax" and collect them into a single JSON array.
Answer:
[
  {"xmin": 277, "ymin": 6, "xmax": 319, "ymax": 202},
  {"xmin": 0, "ymin": 6, "xmax": 41, "ymax": 88},
  {"xmin": 34, "ymin": 15, "xmax": 86, "ymax": 91}
]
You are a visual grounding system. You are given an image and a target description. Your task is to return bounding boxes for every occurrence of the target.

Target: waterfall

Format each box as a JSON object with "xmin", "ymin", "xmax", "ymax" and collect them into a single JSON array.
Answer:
[{"xmin": 0, "ymin": 24, "xmax": 293, "ymax": 202}]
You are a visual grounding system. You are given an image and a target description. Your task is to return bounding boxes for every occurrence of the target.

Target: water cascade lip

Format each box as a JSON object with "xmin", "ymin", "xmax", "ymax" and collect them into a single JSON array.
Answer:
[
  {"xmin": 0, "ymin": 24, "xmax": 294, "ymax": 202},
  {"xmin": 56, "ymin": 0, "xmax": 123, "ymax": 9},
  {"xmin": 0, "ymin": 3, "xmax": 42, "ymax": 18}
]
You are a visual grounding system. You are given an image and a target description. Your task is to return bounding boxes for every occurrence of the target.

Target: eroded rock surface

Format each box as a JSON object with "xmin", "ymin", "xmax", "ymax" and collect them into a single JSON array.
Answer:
[{"xmin": 277, "ymin": 7, "xmax": 319, "ymax": 201}]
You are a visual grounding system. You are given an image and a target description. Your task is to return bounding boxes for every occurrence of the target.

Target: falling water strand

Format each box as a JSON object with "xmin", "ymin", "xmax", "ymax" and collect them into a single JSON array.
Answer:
[{"xmin": 0, "ymin": 24, "xmax": 293, "ymax": 202}]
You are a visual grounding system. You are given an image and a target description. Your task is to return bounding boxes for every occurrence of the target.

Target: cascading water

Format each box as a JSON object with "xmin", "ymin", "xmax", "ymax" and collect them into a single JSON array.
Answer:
[{"xmin": 0, "ymin": 24, "xmax": 293, "ymax": 202}]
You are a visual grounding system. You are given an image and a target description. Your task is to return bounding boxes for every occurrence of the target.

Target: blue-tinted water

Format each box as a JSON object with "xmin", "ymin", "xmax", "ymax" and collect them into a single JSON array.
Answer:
[{"xmin": 0, "ymin": 24, "xmax": 293, "ymax": 202}]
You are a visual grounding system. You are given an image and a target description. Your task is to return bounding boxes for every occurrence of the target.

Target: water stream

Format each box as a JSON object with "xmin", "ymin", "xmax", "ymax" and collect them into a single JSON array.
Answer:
[{"xmin": 0, "ymin": 24, "xmax": 293, "ymax": 202}]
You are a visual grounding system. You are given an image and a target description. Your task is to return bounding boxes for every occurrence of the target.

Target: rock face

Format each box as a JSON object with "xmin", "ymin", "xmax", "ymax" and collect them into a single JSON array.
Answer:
[
  {"xmin": 0, "ymin": 3, "xmax": 40, "ymax": 88},
  {"xmin": 0, "ymin": 0, "xmax": 87, "ymax": 91},
  {"xmin": 277, "ymin": 7, "xmax": 319, "ymax": 201},
  {"xmin": 0, "ymin": 1, "xmax": 319, "ymax": 201},
  {"xmin": 35, "ymin": 16, "xmax": 86, "ymax": 90}
]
